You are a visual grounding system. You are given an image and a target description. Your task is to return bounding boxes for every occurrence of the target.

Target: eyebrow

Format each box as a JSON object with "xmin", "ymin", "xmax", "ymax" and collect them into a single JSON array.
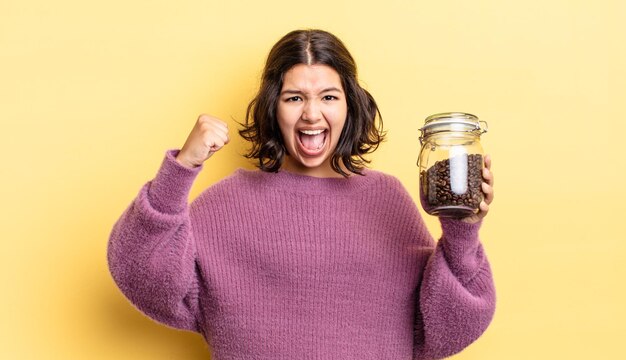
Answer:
[{"xmin": 280, "ymin": 87, "xmax": 344, "ymax": 95}]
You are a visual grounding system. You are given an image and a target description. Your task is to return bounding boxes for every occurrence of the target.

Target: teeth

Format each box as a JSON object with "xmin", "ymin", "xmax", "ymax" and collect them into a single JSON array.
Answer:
[{"xmin": 300, "ymin": 129, "xmax": 325, "ymax": 135}]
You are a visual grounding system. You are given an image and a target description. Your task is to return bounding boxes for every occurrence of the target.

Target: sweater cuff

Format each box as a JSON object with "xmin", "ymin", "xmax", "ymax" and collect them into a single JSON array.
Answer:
[
  {"xmin": 439, "ymin": 217, "xmax": 483, "ymax": 256},
  {"xmin": 147, "ymin": 149, "xmax": 203, "ymax": 214}
]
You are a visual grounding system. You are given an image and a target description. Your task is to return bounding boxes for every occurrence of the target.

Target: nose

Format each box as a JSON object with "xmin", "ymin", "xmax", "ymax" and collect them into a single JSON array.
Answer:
[{"xmin": 302, "ymin": 100, "xmax": 322, "ymax": 123}]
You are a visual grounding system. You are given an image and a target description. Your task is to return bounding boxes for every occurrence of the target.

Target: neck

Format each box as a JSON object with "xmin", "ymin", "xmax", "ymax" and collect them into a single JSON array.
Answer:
[{"xmin": 281, "ymin": 156, "xmax": 351, "ymax": 178}]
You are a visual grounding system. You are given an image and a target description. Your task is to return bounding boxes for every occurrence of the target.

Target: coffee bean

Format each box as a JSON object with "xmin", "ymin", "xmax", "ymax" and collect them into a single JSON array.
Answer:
[{"xmin": 419, "ymin": 154, "xmax": 484, "ymax": 218}]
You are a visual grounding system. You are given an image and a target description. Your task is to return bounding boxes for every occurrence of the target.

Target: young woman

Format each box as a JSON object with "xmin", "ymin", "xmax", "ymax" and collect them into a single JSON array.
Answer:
[{"xmin": 108, "ymin": 29, "xmax": 496, "ymax": 359}]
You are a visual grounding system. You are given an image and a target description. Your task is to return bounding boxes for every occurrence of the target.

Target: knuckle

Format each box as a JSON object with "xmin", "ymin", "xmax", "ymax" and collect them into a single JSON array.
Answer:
[
  {"xmin": 199, "ymin": 122, "xmax": 212, "ymax": 133},
  {"xmin": 199, "ymin": 114, "xmax": 220, "ymax": 125}
]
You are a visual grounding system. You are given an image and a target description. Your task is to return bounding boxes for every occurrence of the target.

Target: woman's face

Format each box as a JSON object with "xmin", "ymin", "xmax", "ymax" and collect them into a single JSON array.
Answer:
[{"xmin": 276, "ymin": 64, "xmax": 348, "ymax": 178}]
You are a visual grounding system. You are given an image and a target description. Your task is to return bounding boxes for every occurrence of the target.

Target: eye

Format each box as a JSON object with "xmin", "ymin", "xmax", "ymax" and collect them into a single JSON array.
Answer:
[
  {"xmin": 323, "ymin": 95, "xmax": 338, "ymax": 101},
  {"xmin": 285, "ymin": 96, "xmax": 302, "ymax": 102}
]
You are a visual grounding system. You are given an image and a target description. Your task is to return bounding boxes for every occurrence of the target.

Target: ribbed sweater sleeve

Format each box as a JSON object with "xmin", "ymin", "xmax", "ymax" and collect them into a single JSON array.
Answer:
[
  {"xmin": 415, "ymin": 217, "xmax": 496, "ymax": 359},
  {"xmin": 107, "ymin": 149, "xmax": 203, "ymax": 332}
]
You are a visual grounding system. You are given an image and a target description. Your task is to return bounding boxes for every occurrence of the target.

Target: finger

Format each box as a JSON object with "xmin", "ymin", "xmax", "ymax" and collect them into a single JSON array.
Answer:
[
  {"xmin": 482, "ymin": 166, "xmax": 494, "ymax": 187},
  {"xmin": 482, "ymin": 182, "xmax": 494, "ymax": 204},
  {"xmin": 484, "ymin": 154, "xmax": 492, "ymax": 170},
  {"xmin": 209, "ymin": 139, "xmax": 225, "ymax": 153},
  {"xmin": 203, "ymin": 131, "xmax": 226, "ymax": 152},
  {"xmin": 198, "ymin": 114, "xmax": 228, "ymax": 131},
  {"xmin": 478, "ymin": 200, "xmax": 490, "ymax": 217},
  {"xmin": 203, "ymin": 120, "xmax": 227, "ymax": 135},
  {"xmin": 211, "ymin": 120, "xmax": 229, "ymax": 133},
  {"xmin": 214, "ymin": 129, "xmax": 230, "ymax": 145}
]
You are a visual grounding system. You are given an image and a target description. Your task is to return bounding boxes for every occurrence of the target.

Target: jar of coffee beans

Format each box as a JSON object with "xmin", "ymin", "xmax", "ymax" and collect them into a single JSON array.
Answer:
[{"xmin": 417, "ymin": 112, "xmax": 488, "ymax": 218}]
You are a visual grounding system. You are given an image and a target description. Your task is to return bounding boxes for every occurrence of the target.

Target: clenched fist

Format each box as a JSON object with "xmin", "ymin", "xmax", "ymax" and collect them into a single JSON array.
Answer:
[{"xmin": 176, "ymin": 114, "xmax": 230, "ymax": 168}]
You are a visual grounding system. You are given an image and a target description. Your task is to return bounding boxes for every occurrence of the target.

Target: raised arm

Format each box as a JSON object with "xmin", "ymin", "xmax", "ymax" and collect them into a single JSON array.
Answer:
[
  {"xmin": 107, "ymin": 149, "xmax": 204, "ymax": 331},
  {"xmin": 107, "ymin": 114, "xmax": 230, "ymax": 331}
]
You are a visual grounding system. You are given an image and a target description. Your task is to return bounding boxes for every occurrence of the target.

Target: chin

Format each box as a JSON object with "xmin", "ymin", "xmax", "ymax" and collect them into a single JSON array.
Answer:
[
  {"xmin": 299, "ymin": 156, "xmax": 328, "ymax": 168},
  {"xmin": 283, "ymin": 151, "xmax": 336, "ymax": 176}
]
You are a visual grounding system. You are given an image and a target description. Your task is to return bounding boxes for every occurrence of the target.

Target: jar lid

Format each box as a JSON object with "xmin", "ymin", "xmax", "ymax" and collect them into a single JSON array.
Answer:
[{"xmin": 419, "ymin": 112, "xmax": 488, "ymax": 141}]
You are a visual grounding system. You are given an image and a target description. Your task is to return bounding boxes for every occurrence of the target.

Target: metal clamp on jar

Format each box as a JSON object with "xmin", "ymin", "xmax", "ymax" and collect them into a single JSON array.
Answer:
[{"xmin": 417, "ymin": 112, "xmax": 488, "ymax": 218}]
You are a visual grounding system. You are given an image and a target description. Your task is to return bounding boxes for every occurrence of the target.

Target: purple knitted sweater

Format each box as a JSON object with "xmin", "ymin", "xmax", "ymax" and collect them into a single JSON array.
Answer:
[{"xmin": 108, "ymin": 149, "xmax": 495, "ymax": 360}]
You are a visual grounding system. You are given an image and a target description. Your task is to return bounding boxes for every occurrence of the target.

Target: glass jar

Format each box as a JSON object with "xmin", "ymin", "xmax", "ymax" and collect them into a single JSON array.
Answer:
[{"xmin": 417, "ymin": 112, "xmax": 488, "ymax": 218}]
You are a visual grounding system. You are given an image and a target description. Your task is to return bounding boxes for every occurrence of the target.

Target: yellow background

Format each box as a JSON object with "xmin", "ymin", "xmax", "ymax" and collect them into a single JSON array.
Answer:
[{"xmin": 2, "ymin": 0, "xmax": 625, "ymax": 358}]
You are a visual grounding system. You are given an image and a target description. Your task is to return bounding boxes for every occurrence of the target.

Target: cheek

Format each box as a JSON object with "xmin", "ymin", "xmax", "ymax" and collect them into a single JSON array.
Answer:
[
  {"xmin": 334, "ymin": 100, "xmax": 348, "ymax": 122},
  {"xmin": 276, "ymin": 111, "xmax": 295, "ymax": 145},
  {"xmin": 276, "ymin": 106, "xmax": 289, "ymax": 126},
  {"xmin": 277, "ymin": 103, "xmax": 299, "ymax": 123},
  {"xmin": 326, "ymin": 107, "xmax": 348, "ymax": 132},
  {"xmin": 277, "ymin": 121, "xmax": 291, "ymax": 144}
]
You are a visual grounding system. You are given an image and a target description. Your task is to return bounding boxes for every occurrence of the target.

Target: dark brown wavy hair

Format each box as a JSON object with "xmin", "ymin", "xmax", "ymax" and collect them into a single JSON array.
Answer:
[{"xmin": 239, "ymin": 29, "xmax": 385, "ymax": 177}]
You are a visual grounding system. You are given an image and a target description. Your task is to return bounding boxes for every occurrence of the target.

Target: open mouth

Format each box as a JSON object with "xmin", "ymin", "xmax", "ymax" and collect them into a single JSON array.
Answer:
[{"xmin": 297, "ymin": 129, "xmax": 327, "ymax": 156}]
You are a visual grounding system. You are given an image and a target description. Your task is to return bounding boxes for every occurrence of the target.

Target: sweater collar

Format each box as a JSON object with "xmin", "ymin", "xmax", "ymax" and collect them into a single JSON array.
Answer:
[{"xmin": 235, "ymin": 168, "xmax": 380, "ymax": 196}]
